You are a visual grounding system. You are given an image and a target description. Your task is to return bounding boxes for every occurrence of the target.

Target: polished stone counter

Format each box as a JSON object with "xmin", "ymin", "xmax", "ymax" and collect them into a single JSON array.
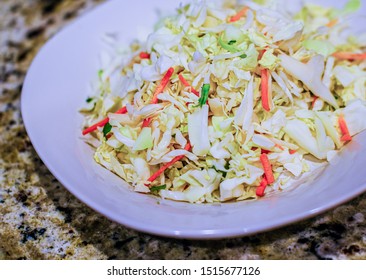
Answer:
[{"xmin": 1, "ymin": 0, "xmax": 366, "ymax": 260}]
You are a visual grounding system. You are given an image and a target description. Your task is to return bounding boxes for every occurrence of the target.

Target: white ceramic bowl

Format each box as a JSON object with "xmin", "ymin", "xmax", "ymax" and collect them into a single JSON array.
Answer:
[{"xmin": 21, "ymin": 0, "xmax": 366, "ymax": 239}]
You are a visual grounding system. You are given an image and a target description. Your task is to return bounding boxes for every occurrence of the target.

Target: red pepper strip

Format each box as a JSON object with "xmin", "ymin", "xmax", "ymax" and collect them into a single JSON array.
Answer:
[
  {"xmin": 332, "ymin": 52, "xmax": 366, "ymax": 61},
  {"xmin": 338, "ymin": 114, "xmax": 352, "ymax": 142},
  {"xmin": 147, "ymin": 142, "xmax": 191, "ymax": 184},
  {"xmin": 253, "ymin": 147, "xmax": 270, "ymax": 154},
  {"xmin": 256, "ymin": 177, "xmax": 268, "ymax": 197},
  {"xmin": 260, "ymin": 153, "xmax": 275, "ymax": 184},
  {"xmin": 261, "ymin": 68, "xmax": 271, "ymax": 112},
  {"xmin": 261, "ymin": 149, "xmax": 271, "ymax": 154},
  {"xmin": 258, "ymin": 49, "xmax": 266, "ymax": 60},
  {"xmin": 312, "ymin": 96, "xmax": 319, "ymax": 108},
  {"xmin": 260, "ymin": 145, "xmax": 283, "ymax": 154},
  {"xmin": 178, "ymin": 74, "xmax": 200, "ymax": 96},
  {"xmin": 142, "ymin": 118, "xmax": 152, "ymax": 128},
  {"xmin": 289, "ymin": 149, "xmax": 297, "ymax": 155},
  {"xmin": 151, "ymin": 67, "xmax": 175, "ymax": 104},
  {"xmin": 82, "ymin": 106, "xmax": 127, "ymax": 135},
  {"xmin": 229, "ymin": 7, "xmax": 249, "ymax": 22},
  {"xmin": 139, "ymin": 52, "xmax": 150, "ymax": 59}
]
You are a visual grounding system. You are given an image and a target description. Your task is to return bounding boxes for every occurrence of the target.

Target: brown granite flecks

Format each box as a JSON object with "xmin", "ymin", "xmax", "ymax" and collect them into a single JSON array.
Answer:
[{"xmin": 1, "ymin": 0, "xmax": 366, "ymax": 260}]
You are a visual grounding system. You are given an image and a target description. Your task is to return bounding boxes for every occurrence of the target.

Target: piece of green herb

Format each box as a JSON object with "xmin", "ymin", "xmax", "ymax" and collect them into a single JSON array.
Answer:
[
  {"xmin": 219, "ymin": 36, "xmax": 239, "ymax": 53},
  {"xmin": 213, "ymin": 166, "xmax": 227, "ymax": 177},
  {"xmin": 86, "ymin": 97, "xmax": 93, "ymax": 103},
  {"xmin": 224, "ymin": 162, "xmax": 230, "ymax": 170},
  {"xmin": 98, "ymin": 69, "xmax": 104, "ymax": 79},
  {"xmin": 218, "ymin": 36, "xmax": 247, "ymax": 58},
  {"xmin": 103, "ymin": 122, "xmax": 112, "ymax": 138},
  {"xmin": 150, "ymin": 185, "xmax": 167, "ymax": 192},
  {"xmin": 195, "ymin": 84, "xmax": 210, "ymax": 108}
]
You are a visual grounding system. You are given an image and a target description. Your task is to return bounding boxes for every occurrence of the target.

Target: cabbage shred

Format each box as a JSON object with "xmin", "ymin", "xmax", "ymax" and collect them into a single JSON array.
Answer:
[{"xmin": 81, "ymin": 0, "xmax": 366, "ymax": 203}]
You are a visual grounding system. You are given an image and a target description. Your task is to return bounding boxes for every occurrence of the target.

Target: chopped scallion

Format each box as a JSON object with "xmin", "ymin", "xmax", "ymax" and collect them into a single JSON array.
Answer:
[
  {"xmin": 150, "ymin": 185, "xmax": 167, "ymax": 192},
  {"xmin": 103, "ymin": 122, "xmax": 112, "ymax": 138}
]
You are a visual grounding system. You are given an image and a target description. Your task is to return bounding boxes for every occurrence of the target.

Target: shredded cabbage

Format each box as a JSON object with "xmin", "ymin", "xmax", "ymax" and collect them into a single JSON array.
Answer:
[{"xmin": 81, "ymin": 0, "xmax": 366, "ymax": 203}]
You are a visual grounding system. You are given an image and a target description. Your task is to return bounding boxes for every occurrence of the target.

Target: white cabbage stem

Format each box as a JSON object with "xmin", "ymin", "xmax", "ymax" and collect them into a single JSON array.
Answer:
[{"xmin": 279, "ymin": 54, "xmax": 339, "ymax": 108}]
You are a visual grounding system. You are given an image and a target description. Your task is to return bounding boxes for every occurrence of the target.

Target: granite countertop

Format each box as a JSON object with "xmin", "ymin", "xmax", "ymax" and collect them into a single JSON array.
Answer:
[{"xmin": 1, "ymin": 0, "xmax": 366, "ymax": 260}]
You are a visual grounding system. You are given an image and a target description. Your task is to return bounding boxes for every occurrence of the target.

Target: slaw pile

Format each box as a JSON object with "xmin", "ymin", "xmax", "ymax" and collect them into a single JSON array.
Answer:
[{"xmin": 81, "ymin": 0, "xmax": 366, "ymax": 203}]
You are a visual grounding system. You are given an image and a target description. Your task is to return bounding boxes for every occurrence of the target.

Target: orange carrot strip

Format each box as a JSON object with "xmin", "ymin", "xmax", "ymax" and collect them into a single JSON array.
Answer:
[
  {"xmin": 178, "ymin": 74, "xmax": 190, "ymax": 87},
  {"xmin": 275, "ymin": 144, "xmax": 285, "ymax": 151},
  {"xmin": 142, "ymin": 68, "xmax": 174, "ymax": 127},
  {"xmin": 229, "ymin": 7, "xmax": 249, "ymax": 22},
  {"xmin": 82, "ymin": 106, "xmax": 127, "ymax": 135},
  {"xmin": 326, "ymin": 18, "xmax": 338, "ymax": 28},
  {"xmin": 256, "ymin": 177, "xmax": 268, "ymax": 197},
  {"xmin": 151, "ymin": 67, "xmax": 174, "ymax": 104},
  {"xmin": 260, "ymin": 153, "xmax": 274, "ymax": 184},
  {"xmin": 139, "ymin": 52, "xmax": 150, "ymax": 59},
  {"xmin": 147, "ymin": 142, "xmax": 191, "ymax": 184},
  {"xmin": 178, "ymin": 74, "xmax": 200, "ymax": 96},
  {"xmin": 338, "ymin": 114, "xmax": 352, "ymax": 142},
  {"xmin": 332, "ymin": 52, "xmax": 366, "ymax": 61},
  {"xmin": 261, "ymin": 68, "xmax": 271, "ymax": 112}
]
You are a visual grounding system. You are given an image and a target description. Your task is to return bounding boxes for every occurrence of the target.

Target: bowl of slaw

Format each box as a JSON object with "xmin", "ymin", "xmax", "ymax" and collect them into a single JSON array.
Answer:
[{"xmin": 21, "ymin": 0, "xmax": 366, "ymax": 238}]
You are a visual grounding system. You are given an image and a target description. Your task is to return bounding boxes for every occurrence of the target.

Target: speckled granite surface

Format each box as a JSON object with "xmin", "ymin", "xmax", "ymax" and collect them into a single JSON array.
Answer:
[{"xmin": 1, "ymin": 0, "xmax": 366, "ymax": 260}]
